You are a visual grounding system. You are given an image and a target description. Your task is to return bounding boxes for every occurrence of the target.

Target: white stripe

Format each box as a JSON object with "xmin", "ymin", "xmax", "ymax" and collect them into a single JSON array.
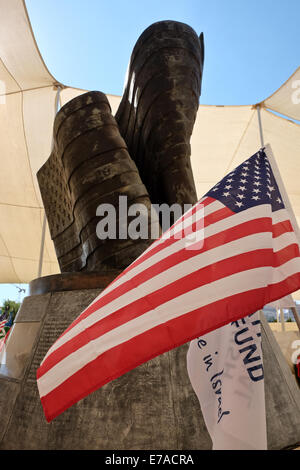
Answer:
[
  {"xmin": 90, "ymin": 204, "xmax": 271, "ymax": 302},
  {"xmin": 43, "ymin": 224, "xmax": 291, "ymax": 363},
  {"xmin": 38, "ymin": 257, "xmax": 300, "ymax": 397},
  {"xmin": 265, "ymin": 144, "xmax": 300, "ymax": 244},
  {"xmin": 45, "ymin": 232, "xmax": 272, "ymax": 357},
  {"xmin": 272, "ymin": 208, "xmax": 292, "ymax": 225},
  {"xmin": 108, "ymin": 206, "xmax": 296, "ymax": 299},
  {"xmin": 93, "ymin": 197, "xmax": 212, "ymax": 291},
  {"xmin": 42, "ymin": 204, "xmax": 294, "ymax": 363},
  {"xmin": 42, "ymin": 204, "xmax": 273, "ymax": 361},
  {"xmin": 138, "ymin": 198, "xmax": 220, "ymax": 258},
  {"xmin": 128, "ymin": 196, "xmax": 212, "ymax": 258},
  {"xmin": 169, "ymin": 199, "xmax": 221, "ymax": 236},
  {"xmin": 273, "ymin": 231, "xmax": 298, "ymax": 252}
]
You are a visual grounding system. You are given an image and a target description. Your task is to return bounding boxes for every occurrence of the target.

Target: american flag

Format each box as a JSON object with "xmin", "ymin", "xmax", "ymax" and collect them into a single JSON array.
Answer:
[
  {"xmin": 37, "ymin": 145, "xmax": 300, "ymax": 422},
  {"xmin": 0, "ymin": 327, "xmax": 11, "ymax": 355},
  {"xmin": 0, "ymin": 319, "xmax": 7, "ymax": 334}
]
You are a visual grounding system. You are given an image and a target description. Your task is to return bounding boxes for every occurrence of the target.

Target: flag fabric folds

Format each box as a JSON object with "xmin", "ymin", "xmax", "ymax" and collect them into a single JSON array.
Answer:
[
  {"xmin": 37, "ymin": 144, "xmax": 300, "ymax": 422},
  {"xmin": 0, "ymin": 319, "xmax": 7, "ymax": 338},
  {"xmin": 0, "ymin": 327, "xmax": 11, "ymax": 361},
  {"xmin": 187, "ymin": 311, "xmax": 267, "ymax": 450}
]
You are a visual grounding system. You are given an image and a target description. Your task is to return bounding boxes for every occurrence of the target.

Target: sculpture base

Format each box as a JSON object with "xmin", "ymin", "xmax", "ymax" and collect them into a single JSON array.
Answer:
[{"xmin": 0, "ymin": 272, "xmax": 299, "ymax": 449}]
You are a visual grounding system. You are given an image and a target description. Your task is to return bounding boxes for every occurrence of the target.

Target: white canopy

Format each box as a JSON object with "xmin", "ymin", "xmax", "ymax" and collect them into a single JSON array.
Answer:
[{"xmin": 1, "ymin": 0, "xmax": 300, "ymax": 303}]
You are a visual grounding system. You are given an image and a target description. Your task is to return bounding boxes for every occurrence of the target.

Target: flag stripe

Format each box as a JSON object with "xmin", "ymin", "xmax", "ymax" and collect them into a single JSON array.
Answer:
[
  {"xmin": 90, "ymin": 205, "xmax": 289, "ymax": 305},
  {"xmin": 44, "ymin": 209, "xmax": 294, "ymax": 361},
  {"xmin": 43, "ymin": 215, "xmax": 269, "ymax": 360},
  {"xmin": 39, "ymin": 271, "xmax": 300, "ymax": 422},
  {"xmin": 51, "ymin": 205, "xmax": 269, "ymax": 344},
  {"xmin": 44, "ymin": 203, "xmax": 232, "ymax": 350},
  {"xmin": 37, "ymin": 256, "xmax": 300, "ymax": 399},
  {"xmin": 112, "ymin": 196, "xmax": 215, "ymax": 273},
  {"xmin": 273, "ymin": 231, "xmax": 298, "ymax": 251},
  {"xmin": 37, "ymin": 242, "xmax": 299, "ymax": 379},
  {"xmin": 98, "ymin": 199, "xmax": 229, "ymax": 291},
  {"xmin": 272, "ymin": 220, "xmax": 293, "ymax": 238},
  {"xmin": 41, "ymin": 224, "xmax": 297, "ymax": 369},
  {"xmin": 272, "ymin": 208, "xmax": 294, "ymax": 225}
]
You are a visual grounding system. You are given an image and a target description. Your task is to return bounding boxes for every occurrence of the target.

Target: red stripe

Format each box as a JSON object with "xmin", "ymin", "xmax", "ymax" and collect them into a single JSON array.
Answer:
[
  {"xmin": 272, "ymin": 220, "xmax": 293, "ymax": 238},
  {"xmin": 45, "ymin": 214, "xmax": 297, "ymax": 354},
  {"xmin": 40, "ymin": 271, "xmax": 300, "ymax": 422},
  {"xmin": 98, "ymin": 196, "xmax": 214, "ymax": 286},
  {"xmin": 274, "ymin": 243, "xmax": 299, "ymax": 266},
  {"xmin": 37, "ymin": 243, "xmax": 299, "ymax": 379},
  {"xmin": 59, "ymin": 204, "xmax": 233, "ymax": 337},
  {"xmin": 0, "ymin": 327, "xmax": 11, "ymax": 353},
  {"xmin": 37, "ymin": 248, "xmax": 272, "ymax": 377},
  {"xmin": 126, "ymin": 205, "xmax": 232, "ymax": 271},
  {"xmin": 53, "ymin": 213, "xmax": 268, "ymax": 344}
]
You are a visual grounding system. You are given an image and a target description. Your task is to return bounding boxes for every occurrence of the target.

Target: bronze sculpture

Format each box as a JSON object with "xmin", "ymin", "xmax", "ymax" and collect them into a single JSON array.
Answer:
[
  {"xmin": 37, "ymin": 20, "xmax": 204, "ymax": 272},
  {"xmin": 38, "ymin": 91, "xmax": 155, "ymax": 273},
  {"xmin": 116, "ymin": 21, "xmax": 204, "ymax": 209}
]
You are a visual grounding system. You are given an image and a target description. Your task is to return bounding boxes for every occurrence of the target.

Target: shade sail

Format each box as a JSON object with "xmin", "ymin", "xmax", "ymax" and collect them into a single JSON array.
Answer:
[
  {"xmin": 264, "ymin": 67, "xmax": 300, "ymax": 122},
  {"xmin": 0, "ymin": 0, "xmax": 300, "ymax": 305}
]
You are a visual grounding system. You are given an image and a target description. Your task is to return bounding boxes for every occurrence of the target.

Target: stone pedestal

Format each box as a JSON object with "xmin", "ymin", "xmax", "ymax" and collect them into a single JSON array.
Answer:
[{"xmin": 0, "ymin": 273, "xmax": 299, "ymax": 449}]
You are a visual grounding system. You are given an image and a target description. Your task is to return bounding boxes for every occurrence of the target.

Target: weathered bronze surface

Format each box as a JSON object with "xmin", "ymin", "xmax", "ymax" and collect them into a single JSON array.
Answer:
[
  {"xmin": 37, "ymin": 20, "xmax": 204, "ymax": 272},
  {"xmin": 115, "ymin": 20, "xmax": 204, "ymax": 209},
  {"xmin": 38, "ymin": 91, "xmax": 154, "ymax": 273}
]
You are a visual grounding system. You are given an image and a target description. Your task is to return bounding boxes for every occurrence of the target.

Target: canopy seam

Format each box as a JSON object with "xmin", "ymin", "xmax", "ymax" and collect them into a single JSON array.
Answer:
[
  {"xmin": 0, "ymin": 84, "xmax": 62, "ymax": 97},
  {"xmin": 0, "ymin": 202, "xmax": 43, "ymax": 209},
  {"xmin": 0, "ymin": 57, "xmax": 22, "ymax": 93},
  {"xmin": 223, "ymin": 109, "xmax": 256, "ymax": 175},
  {"xmin": 264, "ymin": 107, "xmax": 300, "ymax": 127},
  {"xmin": 0, "ymin": 233, "xmax": 21, "ymax": 282},
  {"xmin": 22, "ymin": 0, "xmax": 58, "ymax": 85},
  {"xmin": 264, "ymin": 66, "xmax": 300, "ymax": 104},
  {"xmin": 20, "ymin": 90, "xmax": 51, "ymax": 263},
  {"xmin": 0, "ymin": 253, "xmax": 57, "ymax": 263}
]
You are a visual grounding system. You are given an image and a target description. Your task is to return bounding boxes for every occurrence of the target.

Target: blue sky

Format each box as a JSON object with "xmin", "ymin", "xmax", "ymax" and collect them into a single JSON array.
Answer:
[
  {"xmin": 1, "ymin": 0, "xmax": 300, "ymax": 304},
  {"xmin": 26, "ymin": 0, "xmax": 300, "ymax": 104}
]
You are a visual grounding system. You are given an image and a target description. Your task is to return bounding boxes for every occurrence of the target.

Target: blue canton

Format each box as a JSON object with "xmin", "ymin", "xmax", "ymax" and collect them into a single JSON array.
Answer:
[{"xmin": 206, "ymin": 148, "xmax": 285, "ymax": 213}]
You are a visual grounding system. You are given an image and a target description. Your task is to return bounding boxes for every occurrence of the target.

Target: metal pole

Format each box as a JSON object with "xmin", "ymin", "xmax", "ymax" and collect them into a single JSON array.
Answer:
[
  {"xmin": 257, "ymin": 104, "xmax": 265, "ymax": 148},
  {"xmin": 291, "ymin": 307, "xmax": 300, "ymax": 333},
  {"xmin": 37, "ymin": 85, "xmax": 61, "ymax": 278},
  {"xmin": 257, "ymin": 105, "xmax": 300, "ymax": 334},
  {"xmin": 280, "ymin": 308, "xmax": 286, "ymax": 332},
  {"xmin": 37, "ymin": 213, "xmax": 47, "ymax": 278}
]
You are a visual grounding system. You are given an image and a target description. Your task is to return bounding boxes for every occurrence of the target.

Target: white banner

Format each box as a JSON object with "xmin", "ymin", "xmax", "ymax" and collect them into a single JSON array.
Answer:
[{"xmin": 187, "ymin": 311, "xmax": 267, "ymax": 450}]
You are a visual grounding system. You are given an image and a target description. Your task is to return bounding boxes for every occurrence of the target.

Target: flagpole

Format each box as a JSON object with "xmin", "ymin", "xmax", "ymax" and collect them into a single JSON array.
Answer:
[
  {"xmin": 257, "ymin": 106, "xmax": 266, "ymax": 329},
  {"xmin": 257, "ymin": 104, "xmax": 265, "ymax": 148},
  {"xmin": 291, "ymin": 307, "xmax": 300, "ymax": 332},
  {"xmin": 280, "ymin": 308, "xmax": 286, "ymax": 332},
  {"xmin": 37, "ymin": 85, "xmax": 62, "ymax": 278},
  {"xmin": 256, "ymin": 103, "xmax": 300, "ymax": 331},
  {"xmin": 262, "ymin": 134, "xmax": 300, "ymax": 334}
]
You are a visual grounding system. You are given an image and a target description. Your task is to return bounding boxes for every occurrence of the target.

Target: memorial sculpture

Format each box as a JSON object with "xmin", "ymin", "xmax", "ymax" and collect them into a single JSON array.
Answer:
[
  {"xmin": 37, "ymin": 91, "xmax": 155, "ymax": 273},
  {"xmin": 1, "ymin": 20, "xmax": 300, "ymax": 451},
  {"xmin": 37, "ymin": 20, "xmax": 204, "ymax": 269}
]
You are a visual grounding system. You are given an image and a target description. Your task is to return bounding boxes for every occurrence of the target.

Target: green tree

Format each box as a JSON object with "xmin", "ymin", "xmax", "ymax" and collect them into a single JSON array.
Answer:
[{"xmin": 2, "ymin": 299, "xmax": 21, "ymax": 323}]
